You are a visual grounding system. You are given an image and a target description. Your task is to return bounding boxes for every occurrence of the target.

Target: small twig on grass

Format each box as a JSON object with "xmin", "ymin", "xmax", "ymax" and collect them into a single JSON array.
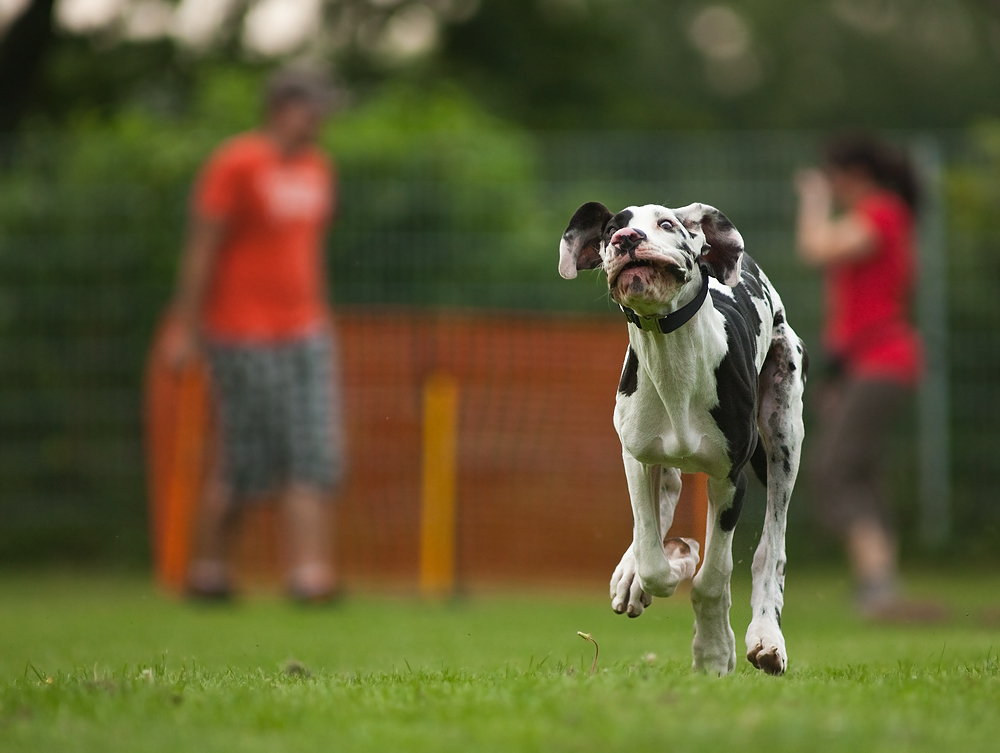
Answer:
[{"xmin": 577, "ymin": 631, "xmax": 599, "ymax": 675}]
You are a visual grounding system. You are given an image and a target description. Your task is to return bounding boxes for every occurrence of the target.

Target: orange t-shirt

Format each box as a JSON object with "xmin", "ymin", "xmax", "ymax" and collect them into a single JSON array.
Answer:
[{"xmin": 193, "ymin": 132, "xmax": 334, "ymax": 341}]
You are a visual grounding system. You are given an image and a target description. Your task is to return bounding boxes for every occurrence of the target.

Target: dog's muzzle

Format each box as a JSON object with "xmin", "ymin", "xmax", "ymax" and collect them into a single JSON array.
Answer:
[{"xmin": 620, "ymin": 266, "xmax": 711, "ymax": 334}]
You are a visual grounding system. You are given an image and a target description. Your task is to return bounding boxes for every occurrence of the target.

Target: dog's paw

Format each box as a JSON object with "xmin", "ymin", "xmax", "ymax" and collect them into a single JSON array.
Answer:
[
  {"xmin": 691, "ymin": 588, "xmax": 737, "ymax": 676},
  {"xmin": 663, "ymin": 537, "xmax": 700, "ymax": 581},
  {"xmin": 746, "ymin": 642, "xmax": 785, "ymax": 676},
  {"xmin": 610, "ymin": 546, "xmax": 652, "ymax": 618},
  {"xmin": 745, "ymin": 622, "xmax": 787, "ymax": 676},
  {"xmin": 692, "ymin": 622, "xmax": 737, "ymax": 677}
]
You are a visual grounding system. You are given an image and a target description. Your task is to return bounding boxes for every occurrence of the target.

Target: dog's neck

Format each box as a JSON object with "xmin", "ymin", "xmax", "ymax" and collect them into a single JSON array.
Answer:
[
  {"xmin": 619, "ymin": 266, "xmax": 711, "ymax": 335},
  {"xmin": 625, "ymin": 267, "xmax": 726, "ymax": 408}
]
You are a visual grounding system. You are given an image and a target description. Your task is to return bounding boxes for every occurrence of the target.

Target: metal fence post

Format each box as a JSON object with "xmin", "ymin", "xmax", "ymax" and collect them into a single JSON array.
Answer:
[{"xmin": 913, "ymin": 136, "xmax": 951, "ymax": 549}]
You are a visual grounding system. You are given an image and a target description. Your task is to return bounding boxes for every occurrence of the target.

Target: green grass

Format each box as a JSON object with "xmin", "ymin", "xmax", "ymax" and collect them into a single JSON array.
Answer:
[{"xmin": 2, "ymin": 569, "xmax": 999, "ymax": 752}]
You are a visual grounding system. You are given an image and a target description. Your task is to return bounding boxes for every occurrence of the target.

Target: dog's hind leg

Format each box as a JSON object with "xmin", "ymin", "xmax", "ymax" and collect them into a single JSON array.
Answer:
[
  {"xmin": 611, "ymin": 464, "xmax": 699, "ymax": 617},
  {"xmin": 744, "ymin": 330, "xmax": 806, "ymax": 676},
  {"xmin": 690, "ymin": 475, "xmax": 740, "ymax": 676}
]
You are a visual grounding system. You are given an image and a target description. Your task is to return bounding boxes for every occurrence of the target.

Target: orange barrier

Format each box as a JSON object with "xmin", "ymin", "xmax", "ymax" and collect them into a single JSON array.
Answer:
[
  {"xmin": 144, "ymin": 317, "xmax": 213, "ymax": 592},
  {"xmin": 144, "ymin": 308, "xmax": 708, "ymax": 593}
]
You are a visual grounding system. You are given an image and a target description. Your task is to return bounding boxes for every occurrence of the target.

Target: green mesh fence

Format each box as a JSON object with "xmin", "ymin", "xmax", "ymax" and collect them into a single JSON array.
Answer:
[{"xmin": 0, "ymin": 130, "xmax": 995, "ymax": 564}]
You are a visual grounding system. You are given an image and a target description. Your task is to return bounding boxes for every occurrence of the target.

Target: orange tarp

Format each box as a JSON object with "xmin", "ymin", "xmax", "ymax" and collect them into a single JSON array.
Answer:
[{"xmin": 145, "ymin": 308, "xmax": 708, "ymax": 592}]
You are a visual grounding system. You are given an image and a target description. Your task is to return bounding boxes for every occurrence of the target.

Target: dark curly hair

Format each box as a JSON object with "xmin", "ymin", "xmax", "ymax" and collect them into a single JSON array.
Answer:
[{"xmin": 823, "ymin": 133, "xmax": 921, "ymax": 214}]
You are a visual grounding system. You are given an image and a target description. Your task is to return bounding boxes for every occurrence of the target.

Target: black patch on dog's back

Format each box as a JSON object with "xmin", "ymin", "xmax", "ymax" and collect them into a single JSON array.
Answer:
[
  {"xmin": 619, "ymin": 347, "xmax": 639, "ymax": 396},
  {"xmin": 709, "ymin": 254, "xmax": 769, "ymax": 532}
]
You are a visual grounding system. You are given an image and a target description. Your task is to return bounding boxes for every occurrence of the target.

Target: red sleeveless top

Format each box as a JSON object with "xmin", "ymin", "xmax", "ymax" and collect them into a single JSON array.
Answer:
[{"xmin": 823, "ymin": 192, "xmax": 923, "ymax": 386}]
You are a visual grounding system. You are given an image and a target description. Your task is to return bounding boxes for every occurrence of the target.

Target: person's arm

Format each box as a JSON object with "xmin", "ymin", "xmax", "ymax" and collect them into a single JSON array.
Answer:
[
  {"xmin": 794, "ymin": 169, "xmax": 877, "ymax": 267},
  {"xmin": 164, "ymin": 215, "xmax": 227, "ymax": 371},
  {"xmin": 317, "ymin": 162, "xmax": 335, "ymax": 318}
]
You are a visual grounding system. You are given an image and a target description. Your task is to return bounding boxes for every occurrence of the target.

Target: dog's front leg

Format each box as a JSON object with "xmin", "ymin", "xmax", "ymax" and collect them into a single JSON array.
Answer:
[
  {"xmin": 690, "ymin": 474, "xmax": 740, "ymax": 676},
  {"xmin": 611, "ymin": 459, "xmax": 700, "ymax": 617}
]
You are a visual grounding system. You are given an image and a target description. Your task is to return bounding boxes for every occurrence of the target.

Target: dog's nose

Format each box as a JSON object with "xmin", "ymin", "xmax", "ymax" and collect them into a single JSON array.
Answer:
[{"xmin": 611, "ymin": 227, "xmax": 646, "ymax": 256}]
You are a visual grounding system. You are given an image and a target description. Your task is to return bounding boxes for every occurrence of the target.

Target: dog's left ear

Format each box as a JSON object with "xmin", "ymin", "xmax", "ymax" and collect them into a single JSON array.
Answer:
[
  {"xmin": 559, "ymin": 201, "xmax": 612, "ymax": 280},
  {"xmin": 674, "ymin": 203, "xmax": 744, "ymax": 287}
]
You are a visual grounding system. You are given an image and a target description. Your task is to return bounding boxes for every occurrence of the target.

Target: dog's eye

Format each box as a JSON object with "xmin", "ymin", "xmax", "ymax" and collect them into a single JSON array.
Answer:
[{"xmin": 658, "ymin": 219, "xmax": 674, "ymax": 230}]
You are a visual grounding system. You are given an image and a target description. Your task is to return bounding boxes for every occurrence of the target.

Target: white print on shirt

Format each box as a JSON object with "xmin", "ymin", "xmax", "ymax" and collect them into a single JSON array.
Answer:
[{"xmin": 259, "ymin": 167, "xmax": 328, "ymax": 221}]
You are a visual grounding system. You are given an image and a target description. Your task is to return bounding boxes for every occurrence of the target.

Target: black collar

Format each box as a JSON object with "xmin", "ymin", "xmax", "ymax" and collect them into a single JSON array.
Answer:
[{"xmin": 620, "ymin": 267, "xmax": 710, "ymax": 334}]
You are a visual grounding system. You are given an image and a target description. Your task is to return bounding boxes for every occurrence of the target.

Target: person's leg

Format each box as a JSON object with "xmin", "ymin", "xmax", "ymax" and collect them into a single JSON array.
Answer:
[
  {"xmin": 846, "ymin": 515, "xmax": 898, "ymax": 605},
  {"xmin": 282, "ymin": 483, "xmax": 336, "ymax": 599},
  {"xmin": 279, "ymin": 332, "xmax": 342, "ymax": 600},
  {"xmin": 187, "ymin": 463, "xmax": 238, "ymax": 597},
  {"xmin": 187, "ymin": 343, "xmax": 275, "ymax": 598},
  {"xmin": 812, "ymin": 378, "xmax": 906, "ymax": 606}
]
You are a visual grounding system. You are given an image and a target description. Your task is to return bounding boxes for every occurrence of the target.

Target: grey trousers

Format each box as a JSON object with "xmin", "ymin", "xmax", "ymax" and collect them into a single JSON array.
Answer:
[
  {"xmin": 810, "ymin": 378, "xmax": 909, "ymax": 536},
  {"xmin": 206, "ymin": 331, "xmax": 344, "ymax": 501}
]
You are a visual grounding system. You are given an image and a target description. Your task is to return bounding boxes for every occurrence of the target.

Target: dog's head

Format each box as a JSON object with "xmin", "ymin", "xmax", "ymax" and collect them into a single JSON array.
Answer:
[{"xmin": 558, "ymin": 202, "xmax": 744, "ymax": 316}]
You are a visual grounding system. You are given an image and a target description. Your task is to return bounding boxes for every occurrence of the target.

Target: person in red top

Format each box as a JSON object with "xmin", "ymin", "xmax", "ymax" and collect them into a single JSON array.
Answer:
[
  {"xmin": 166, "ymin": 67, "xmax": 342, "ymax": 602},
  {"xmin": 795, "ymin": 134, "xmax": 926, "ymax": 618}
]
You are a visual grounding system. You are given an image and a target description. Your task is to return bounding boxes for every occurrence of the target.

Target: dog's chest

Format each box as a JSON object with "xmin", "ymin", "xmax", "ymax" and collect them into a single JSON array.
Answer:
[
  {"xmin": 614, "ymin": 329, "xmax": 731, "ymax": 476},
  {"xmin": 615, "ymin": 389, "xmax": 731, "ymax": 476},
  {"xmin": 613, "ymin": 277, "xmax": 772, "ymax": 476}
]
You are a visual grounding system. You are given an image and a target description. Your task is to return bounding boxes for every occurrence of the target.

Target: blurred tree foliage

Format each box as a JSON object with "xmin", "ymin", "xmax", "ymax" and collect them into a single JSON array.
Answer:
[
  {"xmin": 439, "ymin": 0, "xmax": 1000, "ymax": 130},
  {"xmin": 3, "ymin": 0, "xmax": 1000, "ymax": 133}
]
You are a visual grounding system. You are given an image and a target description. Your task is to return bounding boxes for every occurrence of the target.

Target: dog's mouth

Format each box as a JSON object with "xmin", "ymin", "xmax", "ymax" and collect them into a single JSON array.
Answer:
[
  {"xmin": 622, "ymin": 260, "xmax": 653, "ymax": 272},
  {"xmin": 611, "ymin": 259, "xmax": 687, "ymax": 287}
]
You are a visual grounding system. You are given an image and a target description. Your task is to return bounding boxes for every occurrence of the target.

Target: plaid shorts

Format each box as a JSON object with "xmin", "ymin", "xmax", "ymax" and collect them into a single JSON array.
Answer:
[{"xmin": 206, "ymin": 331, "xmax": 343, "ymax": 500}]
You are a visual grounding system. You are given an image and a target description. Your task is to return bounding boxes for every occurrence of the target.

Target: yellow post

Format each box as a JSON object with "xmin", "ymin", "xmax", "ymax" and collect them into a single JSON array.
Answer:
[{"xmin": 419, "ymin": 372, "xmax": 459, "ymax": 597}]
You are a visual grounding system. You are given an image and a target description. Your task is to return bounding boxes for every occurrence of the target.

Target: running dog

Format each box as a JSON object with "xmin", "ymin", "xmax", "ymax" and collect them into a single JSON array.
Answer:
[{"xmin": 558, "ymin": 202, "xmax": 806, "ymax": 676}]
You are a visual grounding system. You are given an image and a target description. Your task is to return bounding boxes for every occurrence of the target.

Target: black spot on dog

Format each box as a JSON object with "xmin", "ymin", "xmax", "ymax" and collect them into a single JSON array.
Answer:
[
  {"xmin": 709, "ymin": 254, "xmax": 764, "ymax": 488},
  {"xmin": 773, "ymin": 310, "xmax": 785, "ymax": 327},
  {"xmin": 749, "ymin": 437, "xmax": 768, "ymax": 486},
  {"xmin": 712, "ymin": 212, "xmax": 735, "ymax": 233},
  {"xmin": 609, "ymin": 209, "xmax": 634, "ymax": 235},
  {"xmin": 720, "ymin": 470, "xmax": 747, "ymax": 532},
  {"xmin": 738, "ymin": 256, "xmax": 765, "ymax": 301},
  {"xmin": 780, "ymin": 445, "xmax": 791, "ymax": 474},
  {"xmin": 619, "ymin": 347, "xmax": 639, "ymax": 396},
  {"xmin": 709, "ymin": 252, "xmax": 776, "ymax": 534},
  {"xmin": 788, "ymin": 361, "xmax": 796, "ymax": 373},
  {"xmin": 774, "ymin": 607, "xmax": 782, "ymax": 628}
]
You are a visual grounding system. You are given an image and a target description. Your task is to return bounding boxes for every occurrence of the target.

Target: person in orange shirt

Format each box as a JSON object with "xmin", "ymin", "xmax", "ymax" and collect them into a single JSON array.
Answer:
[{"xmin": 165, "ymin": 67, "xmax": 342, "ymax": 602}]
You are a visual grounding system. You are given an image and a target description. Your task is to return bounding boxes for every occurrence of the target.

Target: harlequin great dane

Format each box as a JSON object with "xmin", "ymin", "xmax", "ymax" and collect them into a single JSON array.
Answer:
[{"xmin": 558, "ymin": 202, "xmax": 806, "ymax": 676}]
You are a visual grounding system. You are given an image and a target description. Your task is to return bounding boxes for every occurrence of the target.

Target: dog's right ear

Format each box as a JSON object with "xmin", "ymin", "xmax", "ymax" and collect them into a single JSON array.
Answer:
[
  {"xmin": 559, "ymin": 202, "xmax": 612, "ymax": 280},
  {"xmin": 674, "ymin": 203, "xmax": 744, "ymax": 287}
]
